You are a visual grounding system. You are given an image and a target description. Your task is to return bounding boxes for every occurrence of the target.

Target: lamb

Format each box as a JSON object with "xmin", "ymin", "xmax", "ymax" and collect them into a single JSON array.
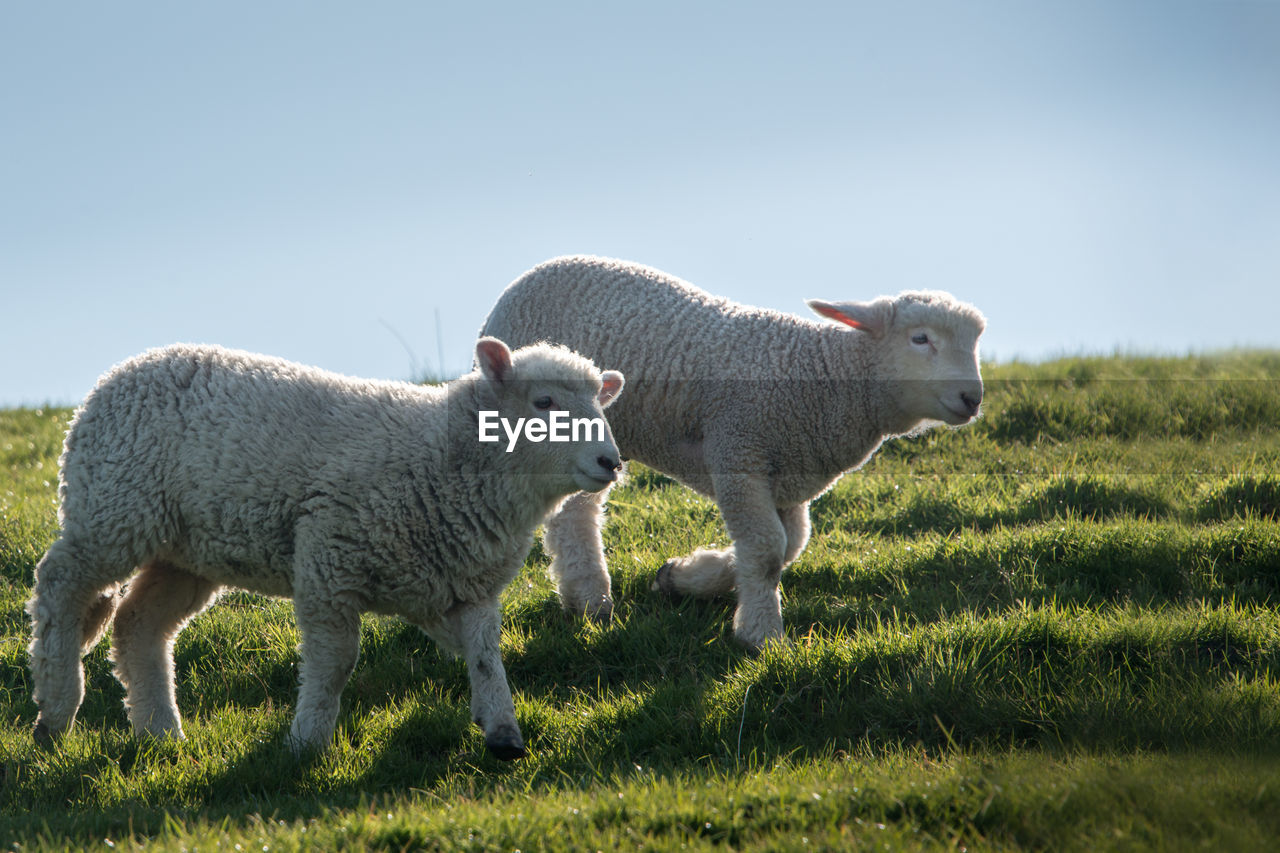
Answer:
[
  {"xmin": 26, "ymin": 337, "xmax": 624, "ymax": 759},
  {"xmin": 481, "ymin": 255, "xmax": 985, "ymax": 650}
]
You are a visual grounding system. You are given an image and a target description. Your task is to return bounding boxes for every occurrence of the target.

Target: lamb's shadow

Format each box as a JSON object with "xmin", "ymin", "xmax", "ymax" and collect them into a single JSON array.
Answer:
[
  {"xmin": 106, "ymin": 548, "xmax": 1280, "ymax": 796},
  {"xmin": 290, "ymin": 591, "xmax": 747, "ymax": 786},
  {"xmin": 189, "ymin": 702, "xmax": 476, "ymax": 808},
  {"xmin": 7, "ymin": 687, "xmax": 480, "ymax": 833},
  {"xmin": 489, "ymin": 583, "xmax": 1280, "ymax": 771},
  {"xmin": 13, "ymin": 567, "xmax": 1280, "ymax": 842},
  {"xmin": 176, "ymin": 593, "xmax": 741, "ymax": 794}
]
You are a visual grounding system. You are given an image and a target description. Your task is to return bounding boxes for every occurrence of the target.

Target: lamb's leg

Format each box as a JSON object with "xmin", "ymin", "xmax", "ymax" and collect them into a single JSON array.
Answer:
[
  {"xmin": 26, "ymin": 537, "xmax": 127, "ymax": 741},
  {"xmin": 712, "ymin": 474, "xmax": 789, "ymax": 651},
  {"xmin": 543, "ymin": 488, "xmax": 614, "ymax": 622},
  {"xmin": 111, "ymin": 561, "xmax": 220, "ymax": 739},
  {"xmin": 779, "ymin": 502, "xmax": 812, "ymax": 567},
  {"xmin": 447, "ymin": 598, "xmax": 525, "ymax": 760},
  {"xmin": 653, "ymin": 546, "xmax": 737, "ymax": 598},
  {"xmin": 655, "ymin": 500, "xmax": 812, "ymax": 603},
  {"xmin": 289, "ymin": 589, "xmax": 361, "ymax": 753}
]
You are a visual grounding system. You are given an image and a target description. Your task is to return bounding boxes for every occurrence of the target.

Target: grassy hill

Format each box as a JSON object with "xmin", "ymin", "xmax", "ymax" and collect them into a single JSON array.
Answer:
[{"xmin": 2, "ymin": 352, "xmax": 1278, "ymax": 850}]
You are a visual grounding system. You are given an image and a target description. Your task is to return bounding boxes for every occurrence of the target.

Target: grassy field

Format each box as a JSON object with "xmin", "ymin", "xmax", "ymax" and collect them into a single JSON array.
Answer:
[{"xmin": 2, "ymin": 352, "xmax": 1279, "ymax": 850}]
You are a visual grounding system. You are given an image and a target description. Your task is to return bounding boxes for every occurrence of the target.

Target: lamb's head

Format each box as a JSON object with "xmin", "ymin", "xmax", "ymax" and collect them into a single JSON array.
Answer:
[
  {"xmin": 474, "ymin": 337, "xmax": 625, "ymax": 494},
  {"xmin": 808, "ymin": 290, "xmax": 986, "ymax": 431}
]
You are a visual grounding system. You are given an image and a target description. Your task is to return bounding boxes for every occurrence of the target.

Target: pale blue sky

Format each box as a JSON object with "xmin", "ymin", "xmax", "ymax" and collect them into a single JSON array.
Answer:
[{"xmin": 3, "ymin": 1, "xmax": 1278, "ymax": 406}]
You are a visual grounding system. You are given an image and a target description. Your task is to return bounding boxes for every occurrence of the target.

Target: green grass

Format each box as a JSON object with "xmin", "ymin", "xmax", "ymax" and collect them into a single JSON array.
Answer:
[{"xmin": 2, "ymin": 352, "xmax": 1279, "ymax": 850}]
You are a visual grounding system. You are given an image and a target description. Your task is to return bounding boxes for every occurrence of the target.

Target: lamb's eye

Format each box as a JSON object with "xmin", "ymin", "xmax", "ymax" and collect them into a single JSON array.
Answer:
[
  {"xmin": 911, "ymin": 333, "xmax": 930, "ymax": 346},
  {"xmin": 533, "ymin": 396, "xmax": 554, "ymax": 411}
]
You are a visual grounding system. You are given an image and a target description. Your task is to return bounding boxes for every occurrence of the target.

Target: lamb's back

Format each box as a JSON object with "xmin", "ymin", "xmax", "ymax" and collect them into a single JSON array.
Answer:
[
  {"xmin": 484, "ymin": 256, "xmax": 838, "ymax": 487},
  {"xmin": 61, "ymin": 345, "xmax": 441, "ymax": 587}
]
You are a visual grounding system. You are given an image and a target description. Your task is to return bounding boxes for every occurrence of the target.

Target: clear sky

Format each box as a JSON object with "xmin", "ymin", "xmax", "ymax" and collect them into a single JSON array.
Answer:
[{"xmin": 3, "ymin": 1, "xmax": 1278, "ymax": 407}]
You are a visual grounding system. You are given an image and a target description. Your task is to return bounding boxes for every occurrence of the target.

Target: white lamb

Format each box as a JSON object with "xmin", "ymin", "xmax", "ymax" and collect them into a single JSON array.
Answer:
[
  {"xmin": 482, "ymin": 255, "xmax": 986, "ymax": 650},
  {"xmin": 26, "ymin": 338, "xmax": 624, "ymax": 759}
]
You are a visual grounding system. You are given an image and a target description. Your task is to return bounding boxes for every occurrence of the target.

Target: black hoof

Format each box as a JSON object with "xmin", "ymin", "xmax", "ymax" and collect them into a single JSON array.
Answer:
[
  {"xmin": 485, "ymin": 738, "xmax": 528, "ymax": 761},
  {"xmin": 32, "ymin": 720, "xmax": 54, "ymax": 746},
  {"xmin": 652, "ymin": 561, "xmax": 682, "ymax": 599},
  {"xmin": 579, "ymin": 593, "xmax": 614, "ymax": 625}
]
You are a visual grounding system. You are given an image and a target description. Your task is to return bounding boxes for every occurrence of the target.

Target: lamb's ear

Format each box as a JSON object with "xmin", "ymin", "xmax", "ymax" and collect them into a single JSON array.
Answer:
[
  {"xmin": 807, "ymin": 299, "xmax": 890, "ymax": 338},
  {"xmin": 597, "ymin": 370, "xmax": 625, "ymax": 408},
  {"xmin": 476, "ymin": 337, "xmax": 514, "ymax": 384}
]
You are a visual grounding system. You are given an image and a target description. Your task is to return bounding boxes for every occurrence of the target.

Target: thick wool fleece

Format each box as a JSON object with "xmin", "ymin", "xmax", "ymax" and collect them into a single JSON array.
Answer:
[
  {"xmin": 27, "ymin": 341, "xmax": 621, "ymax": 758},
  {"xmin": 481, "ymin": 255, "xmax": 986, "ymax": 648}
]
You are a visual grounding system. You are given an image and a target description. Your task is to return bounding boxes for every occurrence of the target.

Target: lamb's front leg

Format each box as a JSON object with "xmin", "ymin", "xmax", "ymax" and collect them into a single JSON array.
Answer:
[
  {"xmin": 289, "ymin": 588, "xmax": 361, "ymax": 753},
  {"xmin": 713, "ymin": 474, "xmax": 789, "ymax": 651},
  {"xmin": 447, "ymin": 598, "xmax": 525, "ymax": 761},
  {"xmin": 542, "ymin": 488, "xmax": 614, "ymax": 622}
]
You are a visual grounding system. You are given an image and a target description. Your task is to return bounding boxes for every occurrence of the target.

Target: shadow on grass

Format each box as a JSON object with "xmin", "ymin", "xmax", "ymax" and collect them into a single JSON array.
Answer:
[
  {"xmin": 811, "ymin": 472, "xmax": 1280, "ymax": 540},
  {"xmin": 5, "ymin": 530, "xmax": 1280, "ymax": 842},
  {"xmin": 6, "ymin": 578, "xmax": 1280, "ymax": 844},
  {"xmin": 811, "ymin": 475, "xmax": 1180, "ymax": 538},
  {"xmin": 1198, "ymin": 474, "xmax": 1280, "ymax": 522}
]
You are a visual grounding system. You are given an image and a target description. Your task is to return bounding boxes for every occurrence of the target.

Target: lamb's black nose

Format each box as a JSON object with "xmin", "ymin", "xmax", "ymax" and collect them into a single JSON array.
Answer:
[
  {"xmin": 960, "ymin": 390, "xmax": 982, "ymax": 415},
  {"xmin": 598, "ymin": 455, "xmax": 620, "ymax": 472}
]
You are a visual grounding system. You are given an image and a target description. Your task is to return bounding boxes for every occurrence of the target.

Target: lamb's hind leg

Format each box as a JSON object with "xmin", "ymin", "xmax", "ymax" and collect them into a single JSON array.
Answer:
[
  {"xmin": 543, "ymin": 488, "xmax": 615, "ymax": 622},
  {"xmin": 653, "ymin": 546, "xmax": 737, "ymax": 598},
  {"xmin": 654, "ymin": 502, "xmax": 811, "ymax": 602},
  {"xmin": 26, "ymin": 537, "xmax": 127, "ymax": 741},
  {"xmin": 779, "ymin": 503, "xmax": 811, "ymax": 568},
  {"xmin": 111, "ymin": 561, "xmax": 220, "ymax": 739}
]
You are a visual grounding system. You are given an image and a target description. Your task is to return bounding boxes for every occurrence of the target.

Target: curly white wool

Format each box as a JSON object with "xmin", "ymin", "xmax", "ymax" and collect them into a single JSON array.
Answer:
[
  {"xmin": 481, "ymin": 255, "xmax": 985, "ymax": 649},
  {"xmin": 27, "ymin": 337, "xmax": 624, "ymax": 758}
]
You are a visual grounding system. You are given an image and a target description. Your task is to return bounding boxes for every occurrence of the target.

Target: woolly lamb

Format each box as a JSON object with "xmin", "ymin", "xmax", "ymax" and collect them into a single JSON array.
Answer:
[
  {"xmin": 27, "ymin": 338, "xmax": 624, "ymax": 759},
  {"xmin": 482, "ymin": 255, "xmax": 985, "ymax": 650}
]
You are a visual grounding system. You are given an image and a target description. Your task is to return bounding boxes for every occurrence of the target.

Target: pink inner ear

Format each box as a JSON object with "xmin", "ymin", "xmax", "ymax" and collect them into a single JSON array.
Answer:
[
  {"xmin": 599, "ymin": 373, "xmax": 623, "ymax": 404},
  {"xmin": 813, "ymin": 303, "xmax": 869, "ymax": 331},
  {"xmin": 477, "ymin": 339, "xmax": 512, "ymax": 382}
]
